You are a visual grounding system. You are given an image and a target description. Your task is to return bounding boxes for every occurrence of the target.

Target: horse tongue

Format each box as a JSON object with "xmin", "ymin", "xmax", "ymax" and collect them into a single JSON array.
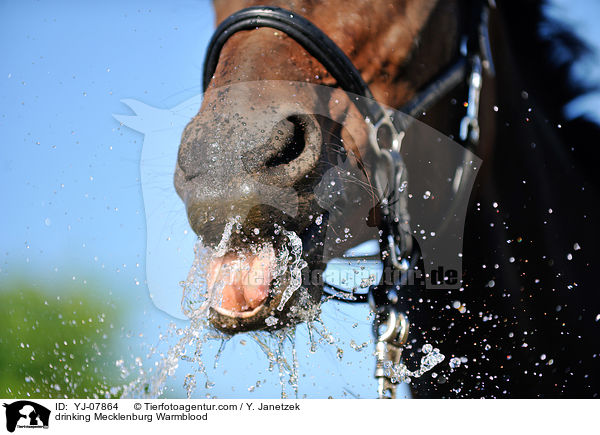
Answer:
[{"xmin": 208, "ymin": 249, "xmax": 274, "ymax": 312}]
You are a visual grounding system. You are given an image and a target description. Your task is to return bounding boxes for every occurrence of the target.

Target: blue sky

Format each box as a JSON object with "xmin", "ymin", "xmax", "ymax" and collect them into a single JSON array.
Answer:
[
  {"xmin": 549, "ymin": 0, "xmax": 600, "ymax": 122},
  {"xmin": 1, "ymin": 0, "xmax": 599, "ymax": 398}
]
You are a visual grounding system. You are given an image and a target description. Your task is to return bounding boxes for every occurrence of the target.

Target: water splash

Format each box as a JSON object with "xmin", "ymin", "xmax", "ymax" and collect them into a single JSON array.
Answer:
[
  {"xmin": 119, "ymin": 317, "xmax": 226, "ymax": 398},
  {"xmin": 119, "ymin": 220, "xmax": 448, "ymax": 398},
  {"xmin": 181, "ymin": 217, "xmax": 240, "ymax": 318},
  {"xmin": 249, "ymin": 328, "xmax": 299, "ymax": 398},
  {"xmin": 387, "ymin": 344, "xmax": 446, "ymax": 385},
  {"xmin": 276, "ymin": 230, "xmax": 308, "ymax": 311},
  {"xmin": 120, "ymin": 223, "xmax": 316, "ymax": 398}
]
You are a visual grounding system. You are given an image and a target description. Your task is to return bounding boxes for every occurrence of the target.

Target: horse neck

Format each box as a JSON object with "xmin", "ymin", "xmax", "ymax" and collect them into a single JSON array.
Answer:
[
  {"xmin": 487, "ymin": 7, "xmax": 580, "ymax": 198},
  {"xmin": 471, "ymin": 4, "xmax": 592, "ymax": 283},
  {"xmin": 211, "ymin": 0, "xmax": 459, "ymax": 109}
]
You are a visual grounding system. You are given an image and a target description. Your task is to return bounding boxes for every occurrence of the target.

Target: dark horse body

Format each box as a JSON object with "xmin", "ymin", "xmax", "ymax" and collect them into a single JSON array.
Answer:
[{"xmin": 176, "ymin": 0, "xmax": 600, "ymax": 397}]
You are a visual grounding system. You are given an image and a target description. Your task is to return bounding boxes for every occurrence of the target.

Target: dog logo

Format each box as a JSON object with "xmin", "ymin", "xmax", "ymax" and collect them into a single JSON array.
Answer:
[{"xmin": 3, "ymin": 401, "xmax": 50, "ymax": 432}]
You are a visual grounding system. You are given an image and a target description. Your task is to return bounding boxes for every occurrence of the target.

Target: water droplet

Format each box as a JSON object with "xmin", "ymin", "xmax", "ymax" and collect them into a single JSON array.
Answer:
[
  {"xmin": 265, "ymin": 316, "xmax": 278, "ymax": 326},
  {"xmin": 449, "ymin": 357, "xmax": 461, "ymax": 369}
]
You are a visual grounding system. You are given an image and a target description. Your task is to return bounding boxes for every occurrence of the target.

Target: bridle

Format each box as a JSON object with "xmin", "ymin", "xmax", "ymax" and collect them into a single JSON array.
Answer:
[{"xmin": 203, "ymin": 1, "xmax": 494, "ymax": 398}]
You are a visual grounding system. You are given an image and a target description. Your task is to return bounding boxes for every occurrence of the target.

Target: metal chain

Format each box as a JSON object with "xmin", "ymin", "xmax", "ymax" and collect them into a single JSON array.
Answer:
[{"xmin": 372, "ymin": 307, "xmax": 410, "ymax": 398}]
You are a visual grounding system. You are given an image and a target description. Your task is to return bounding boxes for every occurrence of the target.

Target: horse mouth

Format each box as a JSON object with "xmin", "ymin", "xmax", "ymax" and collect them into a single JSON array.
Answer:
[
  {"xmin": 207, "ymin": 248, "xmax": 275, "ymax": 317},
  {"xmin": 204, "ymin": 235, "xmax": 302, "ymax": 333}
]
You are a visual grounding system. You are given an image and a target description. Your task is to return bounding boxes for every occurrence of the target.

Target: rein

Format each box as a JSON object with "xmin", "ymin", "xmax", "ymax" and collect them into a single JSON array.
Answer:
[{"xmin": 203, "ymin": 1, "xmax": 494, "ymax": 398}]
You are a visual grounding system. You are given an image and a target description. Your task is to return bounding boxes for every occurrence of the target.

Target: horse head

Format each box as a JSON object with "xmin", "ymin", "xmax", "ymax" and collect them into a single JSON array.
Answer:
[{"xmin": 174, "ymin": 0, "xmax": 473, "ymax": 334}]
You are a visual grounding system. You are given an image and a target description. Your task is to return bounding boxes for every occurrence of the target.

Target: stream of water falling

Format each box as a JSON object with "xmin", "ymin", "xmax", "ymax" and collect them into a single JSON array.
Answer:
[{"xmin": 119, "ymin": 221, "xmax": 449, "ymax": 398}]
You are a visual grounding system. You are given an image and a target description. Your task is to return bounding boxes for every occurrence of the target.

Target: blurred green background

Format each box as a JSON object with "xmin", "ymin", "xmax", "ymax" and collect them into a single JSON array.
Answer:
[{"xmin": 0, "ymin": 279, "xmax": 124, "ymax": 398}]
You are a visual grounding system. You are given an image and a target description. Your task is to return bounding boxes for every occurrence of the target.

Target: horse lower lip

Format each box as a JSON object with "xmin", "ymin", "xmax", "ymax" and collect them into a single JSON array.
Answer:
[{"xmin": 212, "ymin": 303, "xmax": 265, "ymax": 319}]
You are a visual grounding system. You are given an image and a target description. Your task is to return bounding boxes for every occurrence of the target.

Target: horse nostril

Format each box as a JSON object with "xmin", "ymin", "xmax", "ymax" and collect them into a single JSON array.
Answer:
[
  {"xmin": 241, "ymin": 112, "xmax": 321, "ymax": 184},
  {"xmin": 265, "ymin": 115, "xmax": 308, "ymax": 167}
]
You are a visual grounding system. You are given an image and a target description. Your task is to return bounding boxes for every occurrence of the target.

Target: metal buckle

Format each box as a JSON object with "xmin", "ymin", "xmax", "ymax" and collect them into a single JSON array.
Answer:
[
  {"xmin": 459, "ymin": 55, "xmax": 483, "ymax": 147},
  {"xmin": 366, "ymin": 109, "xmax": 405, "ymax": 153}
]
